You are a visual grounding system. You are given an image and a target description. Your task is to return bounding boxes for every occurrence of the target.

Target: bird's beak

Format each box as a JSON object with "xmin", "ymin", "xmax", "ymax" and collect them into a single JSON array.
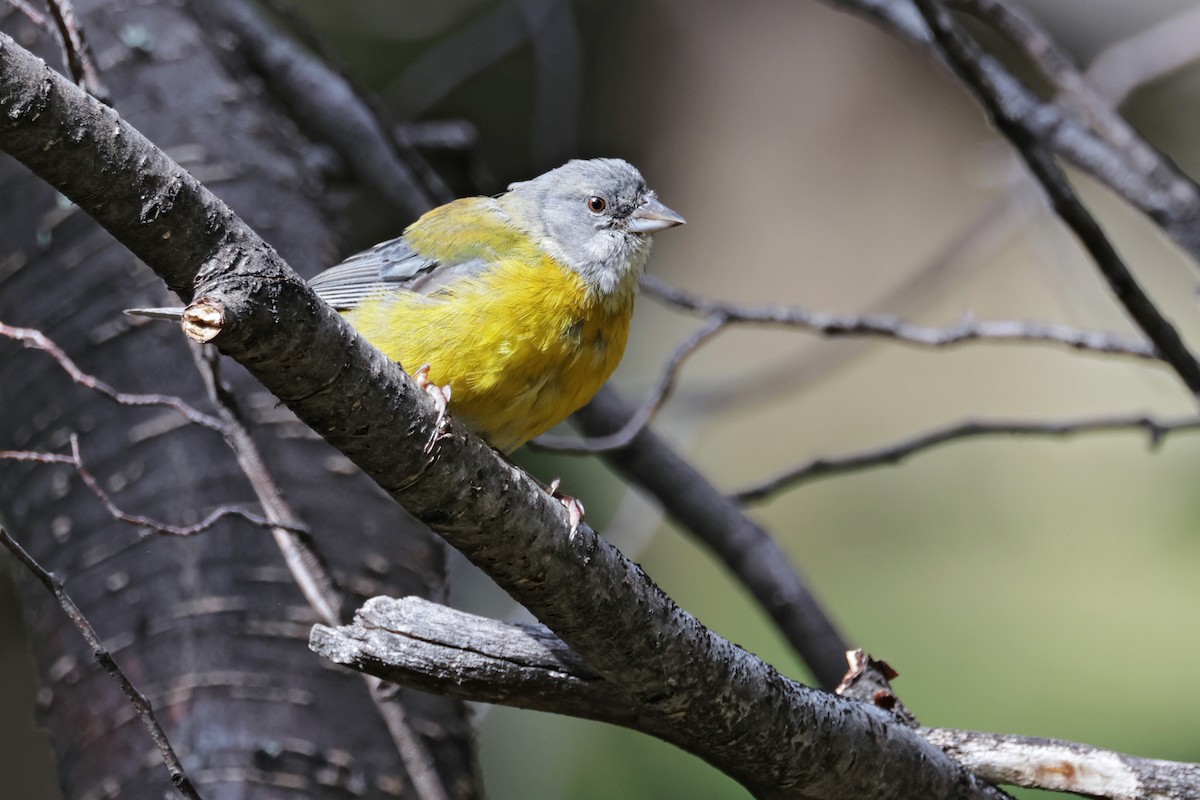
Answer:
[{"xmin": 626, "ymin": 197, "xmax": 686, "ymax": 234}]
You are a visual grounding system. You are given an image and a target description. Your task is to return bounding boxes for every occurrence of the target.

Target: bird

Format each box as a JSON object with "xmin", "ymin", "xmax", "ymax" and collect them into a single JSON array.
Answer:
[
  {"xmin": 129, "ymin": 158, "xmax": 684, "ymax": 521},
  {"xmin": 308, "ymin": 157, "xmax": 683, "ymax": 453}
]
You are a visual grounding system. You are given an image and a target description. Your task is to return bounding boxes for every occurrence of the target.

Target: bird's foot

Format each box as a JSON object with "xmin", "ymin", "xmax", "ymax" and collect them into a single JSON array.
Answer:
[
  {"xmin": 413, "ymin": 364, "xmax": 452, "ymax": 454},
  {"xmin": 546, "ymin": 478, "xmax": 586, "ymax": 540}
]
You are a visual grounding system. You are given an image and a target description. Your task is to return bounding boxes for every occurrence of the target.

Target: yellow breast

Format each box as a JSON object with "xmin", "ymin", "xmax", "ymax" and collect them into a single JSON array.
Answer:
[{"xmin": 345, "ymin": 255, "xmax": 635, "ymax": 452}]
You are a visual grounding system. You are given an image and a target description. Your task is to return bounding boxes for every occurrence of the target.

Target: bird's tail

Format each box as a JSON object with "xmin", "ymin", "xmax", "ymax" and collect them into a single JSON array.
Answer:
[{"xmin": 124, "ymin": 307, "xmax": 185, "ymax": 321}]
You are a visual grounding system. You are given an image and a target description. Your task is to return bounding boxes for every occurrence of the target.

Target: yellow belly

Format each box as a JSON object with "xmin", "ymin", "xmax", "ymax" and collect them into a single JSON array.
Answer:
[{"xmin": 345, "ymin": 257, "xmax": 634, "ymax": 452}]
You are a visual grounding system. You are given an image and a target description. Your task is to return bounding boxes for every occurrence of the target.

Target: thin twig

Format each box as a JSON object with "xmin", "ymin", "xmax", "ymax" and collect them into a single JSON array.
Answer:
[
  {"xmin": 1, "ymin": 322, "xmax": 227, "ymax": 432},
  {"xmin": 735, "ymin": 412, "xmax": 1200, "ymax": 503},
  {"xmin": 535, "ymin": 313, "xmax": 729, "ymax": 452},
  {"xmin": 643, "ymin": 276, "xmax": 1161, "ymax": 361},
  {"xmin": 104, "ymin": 435, "xmax": 279, "ymax": 533},
  {"xmin": 193, "ymin": 346, "xmax": 343, "ymax": 626},
  {"xmin": 674, "ymin": 192, "xmax": 1043, "ymax": 416},
  {"xmin": 1, "ymin": 437, "xmax": 285, "ymax": 536},
  {"xmin": 912, "ymin": 0, "xmax": 1200, "ymax": 400},
  {"xmin": 0, "ymin": 324, "xmax": 300, "ymax": 535},
  {"xmin": 43, "ymin": 0, "xmax": 107, "ymax": 101},
  {"xmin": 5, "ymin": 0, "xmax": 53, "ymax": 31},
  {"xmin": 0, "ymin": 449, "xmax": 75, "ymax": 464},
  {"xmin": 0, "ymin": 525, "xmax": 202, "ymax": 799},
  {"xmin": 73, "ymin": 433, "xmax": 289, "ymax": 535}
]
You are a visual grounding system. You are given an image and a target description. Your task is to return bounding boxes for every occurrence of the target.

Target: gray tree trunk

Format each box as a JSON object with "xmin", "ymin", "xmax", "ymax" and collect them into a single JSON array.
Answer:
[{"xmin": 0, "ymin": 3, "xmax": 476, "ymax": 797}]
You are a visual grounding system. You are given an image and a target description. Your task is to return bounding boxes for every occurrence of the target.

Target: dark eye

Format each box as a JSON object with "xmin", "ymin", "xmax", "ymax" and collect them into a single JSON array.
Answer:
[{"xmin": 587, "ymin": 195, "xmax": 607, "ymax": 213}]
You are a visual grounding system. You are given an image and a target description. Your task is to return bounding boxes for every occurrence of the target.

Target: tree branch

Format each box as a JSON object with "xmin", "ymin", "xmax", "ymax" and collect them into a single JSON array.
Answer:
[
  {"xmin": 310, "ymin": 596, "xmax": 627, "ymax": 721},
  {"xmin": 0, "ymin": 435, "xmax": 289, "ymax": 537},
  {"xmin": 923, "ymin": 728, "xmax": 1200, "ymax": 800},
  {"xmin": 1, "ymin": 321, "xmax": 227, "ymax": 431},
  {"xmin": 0, "ymin": 32, "xmax": 1003, "ymax": 799},
  {"xmin": 734, "ymin": 412, "xmax": 1200, "ymax": 503},
  {"xmin": 911, "ymin": 0, "xmax": 1200, "ymax": 400},
  {"xmin": 44, "ymin": 0, "xmax": 106, "ymax": 99},
  {"xmin": 574, "ymin": 386, "xmax": 853, "ymax": 691},
  {"xmin": 315, "ymin": 597, "xmax": 1200, "ymax": 800},
  {"xmin": 822, "ymin": 0, "xmax": 1200, "ymax": 271},
  {"xmin": 0, "ymin": 524, "xmax": 201, "ymax": 800},
  {"xmin": 191, "ymin": 345, "xmax": 452, "ymax": 800},
  {"xmin": 190, "ymin": 0, "xmax": 442, "ymax": 216},
  {"xmin": 643, "ymin": 276, "xmax": 1161, "ymax": 361},
  {"xmin": 535, "ymin": 312, "xmax": 729, "ymax": 452}
]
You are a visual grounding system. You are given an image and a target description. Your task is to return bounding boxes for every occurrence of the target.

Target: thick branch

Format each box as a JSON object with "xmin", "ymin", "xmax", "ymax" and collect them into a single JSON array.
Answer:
[
  {"xmin": 574, "ymin": 386, "xmax": 852, "ymax": 691},
  {"xmin": 310, "ymin": 596, "xmax": 627, "ymax": 720},
  {"xmin": 316, "ymin": 598, "xmax": 1200, "ymax": 800},
  {"xmin": 0, "ymin": 34, "xmax": 1003, "ymax": 799}
]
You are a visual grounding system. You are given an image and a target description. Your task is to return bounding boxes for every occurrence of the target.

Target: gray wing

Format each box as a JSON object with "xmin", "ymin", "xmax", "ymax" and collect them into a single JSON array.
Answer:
[{"xmin": 308, "ymin": 236, "xmax": 489, "ymax": 311}]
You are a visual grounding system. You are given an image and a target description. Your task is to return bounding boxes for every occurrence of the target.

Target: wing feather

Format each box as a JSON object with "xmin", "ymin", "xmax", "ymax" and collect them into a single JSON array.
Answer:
[{"xmin": 308, "ymin": 198, "xmax": 515, "ymax": 311}]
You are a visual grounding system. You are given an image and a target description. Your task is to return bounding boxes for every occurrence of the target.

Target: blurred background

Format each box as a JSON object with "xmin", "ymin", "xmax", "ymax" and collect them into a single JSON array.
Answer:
[{"xmin": 4, "ymin": 1, "xmax": 1200, "ymax": 797}]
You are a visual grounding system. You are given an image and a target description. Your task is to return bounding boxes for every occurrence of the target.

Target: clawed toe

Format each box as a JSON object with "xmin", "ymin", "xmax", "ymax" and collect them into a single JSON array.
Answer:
[{"xmin": 413, "ymin": 364, "xmax": 452, "ymax": 453}]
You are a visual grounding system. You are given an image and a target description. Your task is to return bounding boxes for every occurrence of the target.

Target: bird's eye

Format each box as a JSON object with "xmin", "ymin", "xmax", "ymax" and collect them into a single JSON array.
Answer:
[{"xmin": 586, "ymin": 195, "xmax": 608, "ymax": 213}]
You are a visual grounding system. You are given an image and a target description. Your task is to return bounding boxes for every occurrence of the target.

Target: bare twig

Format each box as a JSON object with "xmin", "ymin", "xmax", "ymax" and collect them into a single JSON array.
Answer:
[
  {"xmin": 194, "ymin": 346, "xmax": 343, "ymax": 624},
  {"xmin": 42, "ymin": 0, "xmax": 106, "ymax": 100},
  {"xmin": 0, "ymin": 525, "xmax": 202, "ymax": 799},
  {"xmin": 735, "ymin": 412, "xmax": 1200, "ymax": 503},
  {"xmin": 535, "ymin": 313, "xmax": 729, "ymax": 452},
  {"xmin": 644, "ymin": 276, "xmax": 1161, "ymax": 361},
  {"xmin": 1, "ymin": 436, "xmax": 285, "ymax": 536},
  {"xmin": 5, "ymin": 0, "xmax": 53, "ymax": 31},
  {"xmin": 924, "ymin": 728, "xmax": 1200, "ymax": 800},
  {"xmin": 2, "ymin": 322, "xmax": 227, "ymax": 432},
  {"xmin": 5, "ymin": 264, "xmax": 447, "ymax": 797},
  {"xmin": 0, "ymin": 448, "xmax": 75, "ymax": 464},
  {"xmin": 85, "ymin": 435, "xmax": 281, "ymax": 534},
  {"xmin": 675, "ymin": 192, "xmax": 1043, "ymax": 416},
  {"xmin": 912, "ymin": 0, "xmax": 1200, "ymax": 400},
  {"xmin": 0, "ymin": 324, "xmax": 302, "ymax": 538}
]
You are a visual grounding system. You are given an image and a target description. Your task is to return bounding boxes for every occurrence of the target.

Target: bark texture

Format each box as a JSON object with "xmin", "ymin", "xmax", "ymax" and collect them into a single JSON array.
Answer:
[{"xmin": 0, "ymin": 4, "xmax": 474, "ymax": 798}]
